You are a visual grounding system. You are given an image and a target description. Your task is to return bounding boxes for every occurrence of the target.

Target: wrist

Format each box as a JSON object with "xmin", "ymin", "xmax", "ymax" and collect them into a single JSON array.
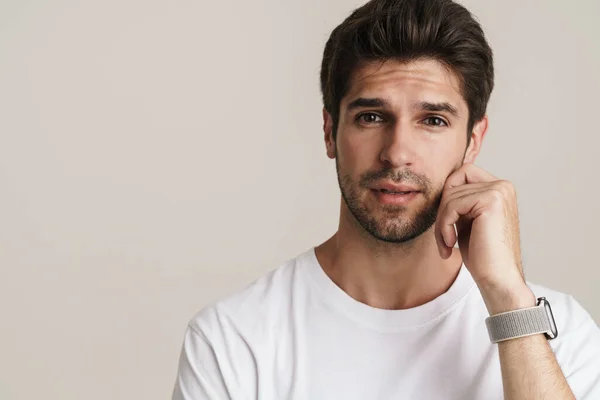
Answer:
[{"xmin": 479, "ymin": 281, "xmax": 536, "ymax": 315}]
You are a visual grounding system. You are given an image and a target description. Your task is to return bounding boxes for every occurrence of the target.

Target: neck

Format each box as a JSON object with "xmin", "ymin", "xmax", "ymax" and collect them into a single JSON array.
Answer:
[{"xmin": 315, "ymin": 205, "xmax": 463, "ymax": 310}]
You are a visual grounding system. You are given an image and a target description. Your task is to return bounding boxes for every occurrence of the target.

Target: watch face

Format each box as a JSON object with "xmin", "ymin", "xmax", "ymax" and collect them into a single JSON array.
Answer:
[{"xmin": 538, "ymin": 297, "xmax": 559, "ymax": 340}]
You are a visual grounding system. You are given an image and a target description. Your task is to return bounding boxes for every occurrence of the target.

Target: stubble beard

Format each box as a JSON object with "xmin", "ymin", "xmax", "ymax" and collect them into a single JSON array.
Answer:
[{"xmin": 336, "ymin": 157, "xmax": 443, "ymax": 244}]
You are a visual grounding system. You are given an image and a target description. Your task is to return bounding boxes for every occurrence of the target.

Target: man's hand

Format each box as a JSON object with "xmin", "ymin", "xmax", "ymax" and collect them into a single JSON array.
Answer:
[
  {"xmin": 435, "ymin": 162, "xmax": 575, "ymax": 399},
  {"xmin": 434, "ymin": 162, "xmax": 535, "ymax": 315}
]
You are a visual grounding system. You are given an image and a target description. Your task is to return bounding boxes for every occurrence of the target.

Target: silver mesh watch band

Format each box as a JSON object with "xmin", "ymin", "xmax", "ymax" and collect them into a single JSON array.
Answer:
[{"xmin": 485, "ymin": 297, "xmax": 558, "ymax": 343}]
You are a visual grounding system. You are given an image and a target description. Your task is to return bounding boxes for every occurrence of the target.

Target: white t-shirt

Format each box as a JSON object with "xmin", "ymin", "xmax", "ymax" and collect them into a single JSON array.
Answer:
[{"xmin": 172, "ymin": 247, "xmax": 600, "ymax": 399}]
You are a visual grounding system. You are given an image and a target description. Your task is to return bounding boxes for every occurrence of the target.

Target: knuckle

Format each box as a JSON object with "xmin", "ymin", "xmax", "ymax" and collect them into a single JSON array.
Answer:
[
  {"xmin": 489, "ymin": 187, "xmax": 505, "ymax": 203},
  {"xmin": 494, "ymin": 180, "xmax": 514, "ymax": 197}
]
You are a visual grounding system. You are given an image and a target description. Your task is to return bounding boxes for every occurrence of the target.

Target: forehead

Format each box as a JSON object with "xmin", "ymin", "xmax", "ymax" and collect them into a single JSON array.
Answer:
[{"xmin": 342, "ymin": 58, "xmax": 466, "ymax": 111}]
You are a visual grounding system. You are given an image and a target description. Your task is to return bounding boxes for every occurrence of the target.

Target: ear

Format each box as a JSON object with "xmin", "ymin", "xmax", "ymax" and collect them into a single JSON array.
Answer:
[
  {"xmin": 323, "ymin": 107, "xmax": 336, "ymax": 159},
  {"xmin": 463, "ymin": 115, "xmax": 488, "ymax": 164}
]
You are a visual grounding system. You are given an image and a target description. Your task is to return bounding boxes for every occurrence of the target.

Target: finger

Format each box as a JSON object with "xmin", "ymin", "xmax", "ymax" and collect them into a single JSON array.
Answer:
[
  {"xmin": 435, "ymin": 222, "xmax": 456, "ymax": 259},
  {"xmin": 444, "ymin": 163, "xmax": 497, "ymax": 191},
  {"xmin": 442, "ymin": 182, "xmax": 492, "ymax": 200},
  {"xmin": 436, "ymin": 184, "xmax": 483, "ymax": 254},
  {"xmin": 437, "ymin": 192, "xmax": 480, "ymax": 250}
]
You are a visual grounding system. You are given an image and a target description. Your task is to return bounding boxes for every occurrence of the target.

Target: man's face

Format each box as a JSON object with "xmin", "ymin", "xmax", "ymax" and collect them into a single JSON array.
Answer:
[{"xmin": 328, "ymin": 58, "xmax": 476, "ymax": 243}]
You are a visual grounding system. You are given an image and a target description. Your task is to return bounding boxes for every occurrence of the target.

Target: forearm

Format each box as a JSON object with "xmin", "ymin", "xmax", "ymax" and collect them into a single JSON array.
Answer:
[
  {"xmin": 498, "ymin": 334, "xmax": 574, "ymax": 399},
  {"xmin": 480, "ymin": 281, "xmax": 575, "ymax": 399}
]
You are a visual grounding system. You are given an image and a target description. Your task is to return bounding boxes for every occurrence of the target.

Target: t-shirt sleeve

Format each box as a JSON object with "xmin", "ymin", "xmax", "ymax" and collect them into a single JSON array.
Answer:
[
  {"xmin": 171, "ymin": 325, "xmax": 233, "ymax": 400},
  {"xmin": 555, "ymin": 297, "xmax": 600, "ymax": 399}
]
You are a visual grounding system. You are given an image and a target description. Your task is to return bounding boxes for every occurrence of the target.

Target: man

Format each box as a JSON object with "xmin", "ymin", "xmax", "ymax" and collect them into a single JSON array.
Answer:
[{"xmin": 172, "ymin": 0, "xmax": 600, "ymax": 398}]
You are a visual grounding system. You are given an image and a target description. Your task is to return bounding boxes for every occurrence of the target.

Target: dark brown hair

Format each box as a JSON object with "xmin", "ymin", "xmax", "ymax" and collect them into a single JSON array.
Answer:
[{"xmin": 319, "ymin": 0, "xmax": 494, "ymax": 143}]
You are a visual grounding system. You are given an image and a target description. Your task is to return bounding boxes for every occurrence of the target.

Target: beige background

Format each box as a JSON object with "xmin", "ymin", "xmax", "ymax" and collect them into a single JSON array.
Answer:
[{"xmin": 0, "ymin": 0, "xmax": 598, "ymax": 399}]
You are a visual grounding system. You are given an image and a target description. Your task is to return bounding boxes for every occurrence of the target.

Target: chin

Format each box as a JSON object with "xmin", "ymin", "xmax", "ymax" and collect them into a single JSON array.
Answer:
[{"xmin": 361, "ymin": 206, "xmax": 438, "ymax": 244}]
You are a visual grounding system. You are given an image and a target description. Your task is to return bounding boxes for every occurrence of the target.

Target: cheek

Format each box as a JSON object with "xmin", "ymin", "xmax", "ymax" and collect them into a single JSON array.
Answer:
[
  {"xmin": 426, "ymin": 137, "xmax": 465, "ymax": 167},
  {"xmin": 341, "ymin": 134, "xmax": 383, "ymax": 168},
  {"xmin": 428, "ymin": 160, "xmax": 462, "ymax": 195},
  {"xmin": 336, "ymin": 137, "xmax": 366, "ymax": 172}
]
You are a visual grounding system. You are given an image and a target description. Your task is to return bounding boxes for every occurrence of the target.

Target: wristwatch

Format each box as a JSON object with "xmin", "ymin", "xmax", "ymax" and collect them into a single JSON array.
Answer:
[{"xmin": 485, "ymin": 297, "xmax": 558, "ymax": 343}]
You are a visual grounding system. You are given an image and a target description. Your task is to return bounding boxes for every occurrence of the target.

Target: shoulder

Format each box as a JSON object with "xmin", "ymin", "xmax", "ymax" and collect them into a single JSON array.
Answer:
[
  {"xmin": 526, "ymin": 281, "xmax": 596, "ymax": 337},
  {"xmin": 187, "ymin": 248, "xmax": 311, "ymax": 340},
  {"xmin": 173, "ymin": 251, "xmax": 311, "ymax": 399}
]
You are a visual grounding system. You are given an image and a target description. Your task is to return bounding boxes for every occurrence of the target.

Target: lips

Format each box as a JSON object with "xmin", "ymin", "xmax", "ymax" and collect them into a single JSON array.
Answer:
[
  {"xmin": 371, "ymin": 182, "xmax": 421, "ymax": 193},
  {"xmin": 370, "ymin": 188, "xmax": 420, "ymax": 205},
  {"xmin": 377, "ymin": 188, "xmax": 414, "ymax": 195}
]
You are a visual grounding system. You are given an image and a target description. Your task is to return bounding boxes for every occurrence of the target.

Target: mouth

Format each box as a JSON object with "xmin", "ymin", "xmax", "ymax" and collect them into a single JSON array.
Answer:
[
  {"xmin": 376, "ymin": 189, "xmax": 417, "ymax": 195},
  {"xmin": 370, "ymin": 188, "xmax": 421, "ymax": 205}
]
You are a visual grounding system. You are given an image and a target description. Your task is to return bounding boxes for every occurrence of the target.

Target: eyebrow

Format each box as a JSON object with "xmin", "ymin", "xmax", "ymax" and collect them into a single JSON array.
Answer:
[
  {"xmin": 346, "ymin": 97, "xmax": 391, "ymax": 112},
  {"xmin": 416, "ymin": 101, "xmax": 460, "ymax": 118},
  {"xmin": 345, "ymin": 97, "xmax": 460, "ymax": 118}
]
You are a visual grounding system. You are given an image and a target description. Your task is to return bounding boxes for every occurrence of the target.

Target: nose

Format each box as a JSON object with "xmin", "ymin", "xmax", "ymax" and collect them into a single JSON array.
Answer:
[{"xmin": 379, "ymin": 120, "xmax": 416, "ymax": 168}]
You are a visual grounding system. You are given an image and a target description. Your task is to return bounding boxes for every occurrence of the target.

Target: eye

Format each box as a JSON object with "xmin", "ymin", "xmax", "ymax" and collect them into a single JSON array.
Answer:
[
  {"xmin": 423, "ymin": 116, "xmax": 448, "ymax": 127},
  {"xmin": 357, "ymin": 112, "xmax": 384, "ymax": 124}
]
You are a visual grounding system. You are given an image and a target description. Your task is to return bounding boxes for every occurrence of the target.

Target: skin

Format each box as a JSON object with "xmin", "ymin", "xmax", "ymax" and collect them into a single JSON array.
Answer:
[
  {"xmin": 316, "ymin": 58, "xmax": 479, "ymax": 310},
  {"xmin": 315, "ymin": 58, "xmax": 574, "ymax": 399}
]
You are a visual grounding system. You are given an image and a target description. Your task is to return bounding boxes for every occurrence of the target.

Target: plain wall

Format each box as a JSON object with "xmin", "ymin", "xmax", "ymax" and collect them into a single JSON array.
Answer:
[{"xmin": 0, "ymin": 0, "xmax": 598, "ymax": 399}]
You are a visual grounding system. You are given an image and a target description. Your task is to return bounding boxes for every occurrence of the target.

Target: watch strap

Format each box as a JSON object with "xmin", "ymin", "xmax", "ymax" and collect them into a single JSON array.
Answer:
[{"xmin": 485, "ymin": 297, "xmax": 557, "ymax": 343}]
